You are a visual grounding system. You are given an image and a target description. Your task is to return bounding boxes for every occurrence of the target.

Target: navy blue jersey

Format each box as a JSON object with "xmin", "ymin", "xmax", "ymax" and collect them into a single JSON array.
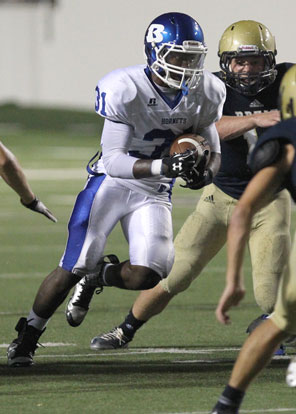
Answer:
[
  {"xmin": 213, "ymin": 63, "xmax": 293, "ymax": 199},
  {"xmin": 249, "ymin": 117, "xmax": 296, "ymax": 202}
]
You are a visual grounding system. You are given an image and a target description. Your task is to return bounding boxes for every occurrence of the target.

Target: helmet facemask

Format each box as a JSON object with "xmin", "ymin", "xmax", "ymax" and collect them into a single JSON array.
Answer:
[
  {"xmin": 220, "ymin": 47, "xmax": 277, "ymax": 95},
  {"xmin": 149, "ymin": 41, "xmax": 207, "ymax": 95}
]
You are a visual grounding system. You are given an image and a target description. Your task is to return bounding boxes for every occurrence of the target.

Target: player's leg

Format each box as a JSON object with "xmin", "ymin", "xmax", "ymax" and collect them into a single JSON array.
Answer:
[
  {"xmin": 211, "ymin": 319, "xmax": 287, "ymax": 414},
  {"xmin": 90, "ymin": 197, "xmax": 175, "ymax": 349},
  {"xmin": 91, "ymin": 184, "xmax": 232, "ymax": 350},
  {"xmin": 7, "ymin": 267, "xmax": 80, "ymax": 367},
  {"xmin": 249, "ymin": 189, "xmax": 291, "ymax": 313},
  {"xmin": 212, "ymin": 229, "xmax": 296, "ymax": 413},
  {"xmin": 271, "ymin": 231, "xmax": 296, "ymax": 386},
  {"xmin": 66, "ymin": 179, "xmax": 150, "ymax": 326},
  {"xmin": 7, "ymin": 175, "xmax": 109, "ymax": 366},
  {"xmin": 247, "ymin": 189, "xmax": 291, "ymax": 354},
  {"xmin": 68, "ymin": 188, "xmax": 172, "ymax": 328}
]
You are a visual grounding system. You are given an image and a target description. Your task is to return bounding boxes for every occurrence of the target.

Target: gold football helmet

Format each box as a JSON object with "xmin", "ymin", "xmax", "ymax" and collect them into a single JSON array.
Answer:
[
  {"xmin": 218, "ymin": 20, "xmax": 277, "ymax": 95},
  {"xmin": 280, "ymin": 65, "xmax": 296, "ymax": 120}
]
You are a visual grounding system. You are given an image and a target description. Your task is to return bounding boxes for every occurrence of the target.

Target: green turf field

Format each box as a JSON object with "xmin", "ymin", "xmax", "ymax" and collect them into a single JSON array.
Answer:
[{"xmin": 0, "ymin": 106, "xmax": 295, "ymax": 414}]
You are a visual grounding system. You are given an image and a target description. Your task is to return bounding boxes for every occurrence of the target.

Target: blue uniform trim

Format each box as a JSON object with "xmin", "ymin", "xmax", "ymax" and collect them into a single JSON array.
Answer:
[
  {"xmin": 87, "ymin": 151, "xmax": 102, "ymax": 175},
  {"xmin": 61, "ymin": 175, "xmax": 106, "ymax": 271}
]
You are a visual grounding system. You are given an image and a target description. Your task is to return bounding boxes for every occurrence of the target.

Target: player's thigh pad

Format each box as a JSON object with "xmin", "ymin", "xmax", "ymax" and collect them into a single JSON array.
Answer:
[
  {"xmin": 60, "ymin": 177, "xmax": 135, "ymax": 275},
  {"xmin": 271, "ymin": 231, "xmax": 296, "ymax": 335},
  {"xmin": 161, "ymin": 184, "xmax": 236, "ymax": 294},
  {"xmin": 121, "ymin": 198, "xmax": 174, "ymax": 279},
  {"xmin": 248, "ymin": 189, "xmax": 291, "ymax": 313}
]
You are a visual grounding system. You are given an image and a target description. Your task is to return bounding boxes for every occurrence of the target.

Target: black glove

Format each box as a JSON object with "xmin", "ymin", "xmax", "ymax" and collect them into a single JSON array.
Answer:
[
  {"xmin": 181, "ymin": 168, "xmax": 213, "ymax": 190},
  {"xmin": 180, "ymin": 156, "xmax": 213, "ymax": 190},
  {"xmin": 21, "ymin": 197, "xmax": 58, "ymax": 223},
  {"xmin": 162, "ymin": 149, "xmax": 196, "ymax": 178}
]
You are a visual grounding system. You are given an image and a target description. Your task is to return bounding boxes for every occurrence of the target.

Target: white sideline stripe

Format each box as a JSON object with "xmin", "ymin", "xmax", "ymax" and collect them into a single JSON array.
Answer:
[
  {"xmin": 0, "ymin": 347, "xmax": 290, "ymax": 362},
  {"xmin": 91, "ymin": 347, "xmax": 242, "ymax": 354},
  {"xmin": 164, "ymin": 410, "xmax": 296, "ymax": 414},
  {"xmin": 24, "ymin": 169, "xmax": 86, "ymax": 180},
  {"xmin": 37, "ymin": 342, "xmax": 77, "ymax": 347},
  {"xmin": 0, "ymin": 346, "xmax": 240, "ymax": 353},
  {"xmin": 173, "ymin": 355, "xmax": 291, "ymax": 363}
]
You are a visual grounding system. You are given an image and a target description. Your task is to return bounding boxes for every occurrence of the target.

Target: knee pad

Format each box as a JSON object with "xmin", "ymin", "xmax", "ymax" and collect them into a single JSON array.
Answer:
[
  {"xmin": 160, "ymin": 259, "xmax": 195, "ymax": 295},
  {"xmin": 254, "ymin": 280, "xmax": 279, "ymax": 314}
]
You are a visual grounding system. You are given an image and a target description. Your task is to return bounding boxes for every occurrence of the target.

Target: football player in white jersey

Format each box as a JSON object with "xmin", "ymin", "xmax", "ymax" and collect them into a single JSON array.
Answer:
[
  {"xmin": 7, "ymin": 12, "xmax": 225, "ymax": 367},
  {"xmin": 85, "ymin": 20, "xmax": 292, "ymax": 354}
]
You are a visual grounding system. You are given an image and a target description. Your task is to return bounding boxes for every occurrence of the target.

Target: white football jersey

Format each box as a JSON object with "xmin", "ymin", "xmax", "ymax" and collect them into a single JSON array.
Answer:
[{"xmin": 92, "ymin": 65, "xmax": 226, "ymax": 199}]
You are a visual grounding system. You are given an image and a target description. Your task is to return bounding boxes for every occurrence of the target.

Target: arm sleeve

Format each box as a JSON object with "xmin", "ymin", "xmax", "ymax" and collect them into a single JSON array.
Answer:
[
  {"xmin": 101, "ymin": 119, "xmax": 139, "ymax": 179},
  {"xmin": 197, "ymin": 72, "xmax": 226, "ymax": 130},
  {"xmin": 198, "ymin": 123, "xmax": 221, "ymax": 153}
]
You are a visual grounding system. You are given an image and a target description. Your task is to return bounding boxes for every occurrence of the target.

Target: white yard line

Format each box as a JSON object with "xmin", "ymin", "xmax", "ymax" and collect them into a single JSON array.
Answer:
[
  {"xmin": 0, "ymin": 346, "xmax": 239, "ymax": 353},
  {"xmin": 24, "ymin": 168, "xmax": 87, "ymax": 180},
  {"xmin": 163, "ymin": 410, "xmax": 296, "ymax": 414}
]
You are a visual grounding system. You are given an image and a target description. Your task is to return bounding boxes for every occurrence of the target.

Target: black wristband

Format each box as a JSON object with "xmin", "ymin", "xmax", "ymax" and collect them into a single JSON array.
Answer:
[{"xmin": 21, "ymin": 197, "xmax": 38, "ymax": 209}]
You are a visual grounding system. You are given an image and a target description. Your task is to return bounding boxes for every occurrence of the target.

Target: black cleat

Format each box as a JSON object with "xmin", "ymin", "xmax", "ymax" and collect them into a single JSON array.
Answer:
[
  {"xmin": 246, "ymin": 313, "xmax": 269, "ymax": 334},
  {"xmin": 211, "ymin": 403, "xmax": 238, "ymax": 414},
  {"xmin": 90, "ymin": 327, "xmax": 131, "ymax": 350},
  {"xmin": 7, "ymin": 317, "xmax": 44, "ymax": 367},
  {"xmin": 247, "ymin": 314, "xmax": 286, "ymax": 355},
  {"xmin": 66, "ymin": 277, "xmax": 99, "ymax": 327}
]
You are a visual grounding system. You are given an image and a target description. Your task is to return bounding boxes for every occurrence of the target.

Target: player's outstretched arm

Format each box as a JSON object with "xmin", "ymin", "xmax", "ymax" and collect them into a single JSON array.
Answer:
[
  {"xmin": 0, "ymin": 141, "xmax": 57, "ymax": 223},
  {"xmin": 216, "ymin": 111, "xmax": 281, "ymax": 141}
]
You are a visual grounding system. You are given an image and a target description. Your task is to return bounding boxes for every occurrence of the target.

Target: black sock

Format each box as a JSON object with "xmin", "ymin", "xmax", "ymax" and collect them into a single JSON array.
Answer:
[
  {"xmin": 118, "ymin": 310, "xmax": 146, "ymax": 339},
  {"xmin": 101, "ymin": 263, "xmax": 126, "ymax": 288},
  {"xmin": 215, "ymin": 384, "xmax": 245, "ymax": 411}
]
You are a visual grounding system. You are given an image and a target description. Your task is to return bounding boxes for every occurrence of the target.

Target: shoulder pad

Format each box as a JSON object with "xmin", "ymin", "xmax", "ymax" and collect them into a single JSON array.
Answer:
[{"xmin": 250, "ymin": 139, "xmax": 283, "ymax": 174}]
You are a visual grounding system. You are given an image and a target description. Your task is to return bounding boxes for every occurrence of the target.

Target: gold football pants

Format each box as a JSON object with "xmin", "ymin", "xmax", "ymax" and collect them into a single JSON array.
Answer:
[{"xmin": 161, "ymin": 183, "xmax": 291, "ymax": 314}]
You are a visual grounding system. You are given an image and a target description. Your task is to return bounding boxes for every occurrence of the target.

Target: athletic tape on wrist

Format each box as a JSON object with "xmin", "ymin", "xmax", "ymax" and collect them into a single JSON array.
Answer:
[{"xmin": 151, "ymin": 159, "xmax": 163, "ymax": 176}]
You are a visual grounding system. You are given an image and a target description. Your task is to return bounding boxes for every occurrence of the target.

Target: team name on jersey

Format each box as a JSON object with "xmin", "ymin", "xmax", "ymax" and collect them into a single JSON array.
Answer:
[
  {"xmin": 161, "ymin": 117, "xmax": 187, "ymax": 125},
  {"xmin": 235, "ymin": 109, "xmax": 276, "ymax": 116}
]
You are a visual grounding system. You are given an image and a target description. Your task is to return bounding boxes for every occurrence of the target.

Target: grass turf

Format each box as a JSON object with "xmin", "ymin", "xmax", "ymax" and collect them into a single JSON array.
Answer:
[{"xmin": 0, "ymin": 107, "xmax": 295, "ymax": 414}]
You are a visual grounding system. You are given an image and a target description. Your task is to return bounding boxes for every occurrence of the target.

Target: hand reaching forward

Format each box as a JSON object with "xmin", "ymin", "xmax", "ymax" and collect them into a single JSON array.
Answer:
[{"xmin": 215, "ymin": 282, "xmax": 246, "ymax": 325}]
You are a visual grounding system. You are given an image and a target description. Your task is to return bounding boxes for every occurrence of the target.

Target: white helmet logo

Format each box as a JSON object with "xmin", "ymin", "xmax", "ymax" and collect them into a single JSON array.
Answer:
[{"xmin": 146, "ymin": 24, "xmax": 165, "ymax": 43}]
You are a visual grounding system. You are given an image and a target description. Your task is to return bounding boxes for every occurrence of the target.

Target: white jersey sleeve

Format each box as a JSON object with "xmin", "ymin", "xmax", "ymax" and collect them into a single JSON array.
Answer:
[
  {"xmin": 199, "ymin": 123, "xmax": 221, "ymax": 153},
  {"xmin": 195, "ymin": 70, "xmax": 226, "ymax": 130},
  {"xmin": 95, "ymin": 69, "xmax": 142, "ymax": 179},
  {"xmin": 101, "ymin": 120, "xmax": 138, "ymax": 179},
  {"xmin": 95, "ymin": 68, "xmax": 137, "ymax": 125}
]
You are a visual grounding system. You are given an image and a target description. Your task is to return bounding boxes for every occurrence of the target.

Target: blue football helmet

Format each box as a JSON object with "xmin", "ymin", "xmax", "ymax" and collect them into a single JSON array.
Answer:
[{"xmin": 144, "ymin": 12, "xmax": 207, "ymax": 95}]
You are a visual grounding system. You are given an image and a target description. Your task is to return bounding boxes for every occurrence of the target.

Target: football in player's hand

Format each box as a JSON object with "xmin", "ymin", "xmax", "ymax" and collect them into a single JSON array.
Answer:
[{"xmin": 169, "ymin": 133, "xmax": 211, "ymax": 167}]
